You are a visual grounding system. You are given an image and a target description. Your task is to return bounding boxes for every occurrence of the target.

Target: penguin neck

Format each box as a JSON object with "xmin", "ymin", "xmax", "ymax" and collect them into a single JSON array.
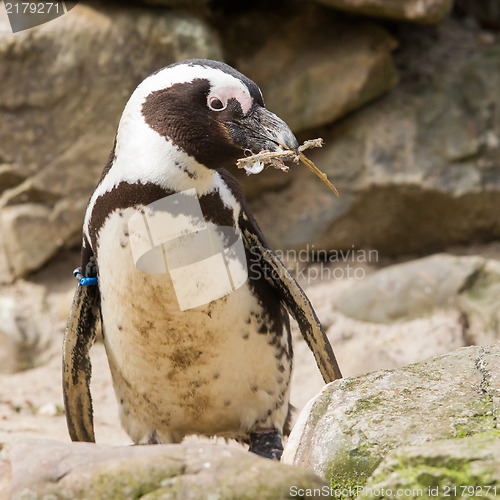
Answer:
[
  {"xmin": 114, "ymin": 123, "xmax": 217, "ymax": 196},
  {"xmin": 152, "ymin": 152, "xmax": 217, "ymax": 195}
]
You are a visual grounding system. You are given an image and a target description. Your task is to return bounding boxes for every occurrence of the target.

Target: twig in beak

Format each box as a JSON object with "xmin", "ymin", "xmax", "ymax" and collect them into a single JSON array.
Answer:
[
  {"xmin": 298, "ymin": 152, "xmax": 339, "ymax": 198},
  {"xmin": 236, "ymin": 138, "xmax": 339, "ymax": 197}
]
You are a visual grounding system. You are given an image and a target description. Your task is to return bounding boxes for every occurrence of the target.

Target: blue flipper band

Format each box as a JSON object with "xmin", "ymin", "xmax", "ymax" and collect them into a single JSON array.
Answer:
[
  {"xmin": 73, "ymin": 267, "xmax": 98, "ymax": 286},
  {"xmin": 80, "ymin": 277, "xmax": 98, "ymax": 286}
]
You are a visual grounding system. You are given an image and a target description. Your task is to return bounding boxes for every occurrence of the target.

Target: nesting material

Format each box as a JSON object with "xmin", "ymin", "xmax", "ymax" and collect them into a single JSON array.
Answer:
[{"xmin": 237, "ymin": 138, "xmax": 339, "ymax": 197}]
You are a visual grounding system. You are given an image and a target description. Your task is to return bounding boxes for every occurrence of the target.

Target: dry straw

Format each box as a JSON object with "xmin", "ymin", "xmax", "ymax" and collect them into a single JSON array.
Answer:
[{"xmin": 237, "ymin": 138, "xmax": 339, "ymax": 197}]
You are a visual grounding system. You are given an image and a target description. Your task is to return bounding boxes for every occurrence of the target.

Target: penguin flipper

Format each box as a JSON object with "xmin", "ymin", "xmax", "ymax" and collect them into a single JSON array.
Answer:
[
  {"xmin": 63, "ymin": 264, "xmax": 99, "ymax": 442},
  {"xmin": 239, "ymin": 209, "xmax": 342, "ymax": 384}
]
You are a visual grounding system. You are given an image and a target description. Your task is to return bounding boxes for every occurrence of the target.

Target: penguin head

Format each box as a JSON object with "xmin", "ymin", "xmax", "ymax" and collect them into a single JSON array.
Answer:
[{"xmin": 117, "ymin": 59, "xmax": 298, "ymax": 173}]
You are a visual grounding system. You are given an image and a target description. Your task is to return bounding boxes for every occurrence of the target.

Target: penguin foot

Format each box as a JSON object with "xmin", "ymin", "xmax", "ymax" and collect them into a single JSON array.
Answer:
[{"xmin": 249, "ymin": 429, "xmax": 283, "ymax": 460}]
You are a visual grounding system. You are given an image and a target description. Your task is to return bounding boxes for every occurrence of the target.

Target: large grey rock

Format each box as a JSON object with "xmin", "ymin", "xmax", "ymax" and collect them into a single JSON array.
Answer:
[
  {"xmin": 289, "ymin": 252, "xmax": 500, "ymax": 401},
  {"xmin": 359, "ymin": 435, "xmax": 500, "ymax": 499},
  {"xmin": 335, "ymin": 254, "xmax": 484, "ymax": 323},
  {"xmin": 289, "ymin": 257, "xmax": 471, "ymax": 409},
  {"xmin": 0, "ymin": 439, "xmax": 331, "ymax": 499},
  {"xmin": 221, "ymin": 6, "xmax": 398, "ymax": 134},
  {"xmin": 140, "ymin": 0, "xmax": 209, "ymax": 6},
  {"xmin": 0, "ymin": 3, "xmax": 222, "ymax": 282},
  {"xmin": 326, "ymin": 310, "xmax": 467, "ymax": 378},
  {"xmin": 0, "ymin": 204, "xmax": 62, "ymax": 280},
  {"xmin": 291, "ymin": 305, "xmax": 467, "ymax": 409},
  {"xmin": 456, "ymin": 0, "xmax": 500, "ymax": 30},
  {"xmin": 333, "ymin": 253, "xmax": 500, "ymax": 345},
  {"xmin": 0, "ymin": 281, "xmax": 53, "ymax": 373},
  {"xmin": 458, "ymin": 257, "xmax": 500, "ymax": 346},
  {"xmin": 251, "ymin": 19, "xmax": 500, "ymax": 255},
  {"xmin": 283, "ymin": 344, "xmax": 500, "ymax": 492},
  {"xmin": 312, "ymin": 0, "xmax": 453, "ymax": 24}
]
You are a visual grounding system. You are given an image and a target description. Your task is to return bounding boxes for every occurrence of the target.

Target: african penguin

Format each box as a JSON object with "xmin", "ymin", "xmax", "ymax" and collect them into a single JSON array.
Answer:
[{"xmin": 63, "ymin": 59, "xmax": 341, "ymax": 460}]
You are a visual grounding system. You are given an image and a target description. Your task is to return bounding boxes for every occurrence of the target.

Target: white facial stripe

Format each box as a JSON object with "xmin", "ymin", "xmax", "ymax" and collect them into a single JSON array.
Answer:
[
  {"xmin": 118, "ymin": 64, "xmax": 251, "ymax": 135},
  {"xmin": 133, "ymin": 63, "xmax": 250, "ymax": 114}
]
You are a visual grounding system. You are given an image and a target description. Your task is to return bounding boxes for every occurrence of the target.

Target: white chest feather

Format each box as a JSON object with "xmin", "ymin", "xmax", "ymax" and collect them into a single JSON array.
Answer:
[{"xmin": 96, "ymin": 208, "xmax": 291, "ymax": 443}]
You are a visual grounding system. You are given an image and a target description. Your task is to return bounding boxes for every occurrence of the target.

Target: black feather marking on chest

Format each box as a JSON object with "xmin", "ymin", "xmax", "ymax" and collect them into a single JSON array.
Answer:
[
  {"xmin": 198, "ymin": 190, "xmax": 235, "ymax": 228},
  {"xmin": 141, "ymin": 79, "xmax": 242, "ymax": 171},
  {"xmin": 87, "ymin": 181, "xmax": 173, "ymax": 254},
  {"xmin": 87, "ymin": 178, "xmax": 236, "ymax": 257}
]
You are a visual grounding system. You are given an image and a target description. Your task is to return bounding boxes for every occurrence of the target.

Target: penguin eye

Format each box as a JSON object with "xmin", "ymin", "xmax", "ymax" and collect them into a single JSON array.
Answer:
[{"xmin": 208, "ymin": 96, "xmax": 226, "ymax": 111}]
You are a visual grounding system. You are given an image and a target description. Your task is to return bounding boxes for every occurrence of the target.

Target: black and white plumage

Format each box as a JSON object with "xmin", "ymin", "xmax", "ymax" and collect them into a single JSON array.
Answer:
[{"xmin": 63, "ymin": 59, "xmax": 341, "ymax": 459}]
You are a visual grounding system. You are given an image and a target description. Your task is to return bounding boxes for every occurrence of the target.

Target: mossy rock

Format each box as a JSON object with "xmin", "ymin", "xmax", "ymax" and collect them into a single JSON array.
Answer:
[
  {"xmin": 3, "ymin": 439, "xmax": 331, "ymax": 499},
  {"xmin": 283, "ymin": 344, "xmax": 500, "ymax": 498},
  {"xmin": 359, "ymin": 434, "xmax": 500, "ymax": 499}
]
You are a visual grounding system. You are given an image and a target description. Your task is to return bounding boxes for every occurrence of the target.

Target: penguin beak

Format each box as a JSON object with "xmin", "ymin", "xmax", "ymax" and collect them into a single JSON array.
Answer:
[{"xmin": 230, "ymin": 106, "xmax": 299, "ymax": 157}]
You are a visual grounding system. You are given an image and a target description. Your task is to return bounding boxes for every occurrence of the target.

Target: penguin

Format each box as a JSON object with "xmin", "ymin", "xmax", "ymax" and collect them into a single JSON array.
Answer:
[{"xmin": 63, "ymin": 58, "xmax": 341, "ymax": 460}]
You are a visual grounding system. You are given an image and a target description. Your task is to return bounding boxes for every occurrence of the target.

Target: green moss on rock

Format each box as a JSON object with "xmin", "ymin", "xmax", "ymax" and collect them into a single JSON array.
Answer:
[
  {"xmin": 310, "ymin": 392, "xmax": 333, "ymax": 427},
  {"xmin": 359, "ymin": 435, "xmax": 500, "ymax": 499},
  {"xmin": 346, "ymin": 395, "xmax": 382, "ymax": 415},
  {"xmin": 325, "ymin": 433, "xmax": 386, "ymax": 499},
  {"xmin": 89, "ymin": 461, "xmax": 184, "ymax": 500},
  {"xmin": 288, "ymin": 344, "xmax": 500, "ymax": 499}
]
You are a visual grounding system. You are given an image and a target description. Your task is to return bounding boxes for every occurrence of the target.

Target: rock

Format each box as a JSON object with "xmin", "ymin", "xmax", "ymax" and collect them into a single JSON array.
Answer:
[
  {"xmin": 1, "ymin": 439, "xmax": 331, "ymax": 499},
  {"xmin": 141, "ymin": 0, "xmax": 209, "ymax": 6},
  {"xmin": 0, "ymin": 3, "xmax": 222, "ymax": 282},
  {"xmin": 288, "ymin": 253, "xmax": 500, "ymax": 404},
  {"xmin": 291, "ymin": 306, "xmax": 466, "ymax": 409},
  {"xmin": 0, "ymin": 281, "xmax": 53, "ymax": 373},
  {"xmin": 0, "ymin": 203, "xmax": 62, "ymax": 279},
  {"xmin": 220, "ymin": 5, "xmax": 398, "ymax": 133},
  {"xmin": 0, "ymin": 249, "xmax": 96, "ymax": 376},
  {"xmin": 289, "ymin": 254, "xmax": 500, "ymax": 389},
  {"xmin": 458, "ymin": 258, "xmax": 500, "ymax": 345},
  {"xmin": 283, "ymin": 344, "xmax": 500, "ymax": 492},
  {"xmin": 37, "ymin": 402, "xmax": 60, "ymax": 417},
  {"xmin": 456, "ymin": 0, "xmax": 500, "ymax": 30},
  {"xmin": 335, "ymin": 254, "xmax": 484, "ymax": 323},
  {"xmin": 251, "ymin": 19, "xmax": 500, "ymax": 255},
  {"xmin": 359, "ymin": 435, "xmax": 500, "ymax": 499},
  {"xmin": 326, "ymin": 310, "xmax": 467, "ymax": 378},
  {"xmin": 312, "ymin": 0, "xmax": 453, "ymax": 24},
  {"xmin": 331, "ymin": 253, "xmax": 500, "ymax": 344},
  {"xmin": 0, "ymin": 165, "xmax": 24, "ymax": 193}
]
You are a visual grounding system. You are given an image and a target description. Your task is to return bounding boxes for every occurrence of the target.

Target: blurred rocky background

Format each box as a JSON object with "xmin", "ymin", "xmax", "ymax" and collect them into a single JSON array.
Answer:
[{"xmin": 0, "ymin": 0, "xmax": 499, "ymax": 497}]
